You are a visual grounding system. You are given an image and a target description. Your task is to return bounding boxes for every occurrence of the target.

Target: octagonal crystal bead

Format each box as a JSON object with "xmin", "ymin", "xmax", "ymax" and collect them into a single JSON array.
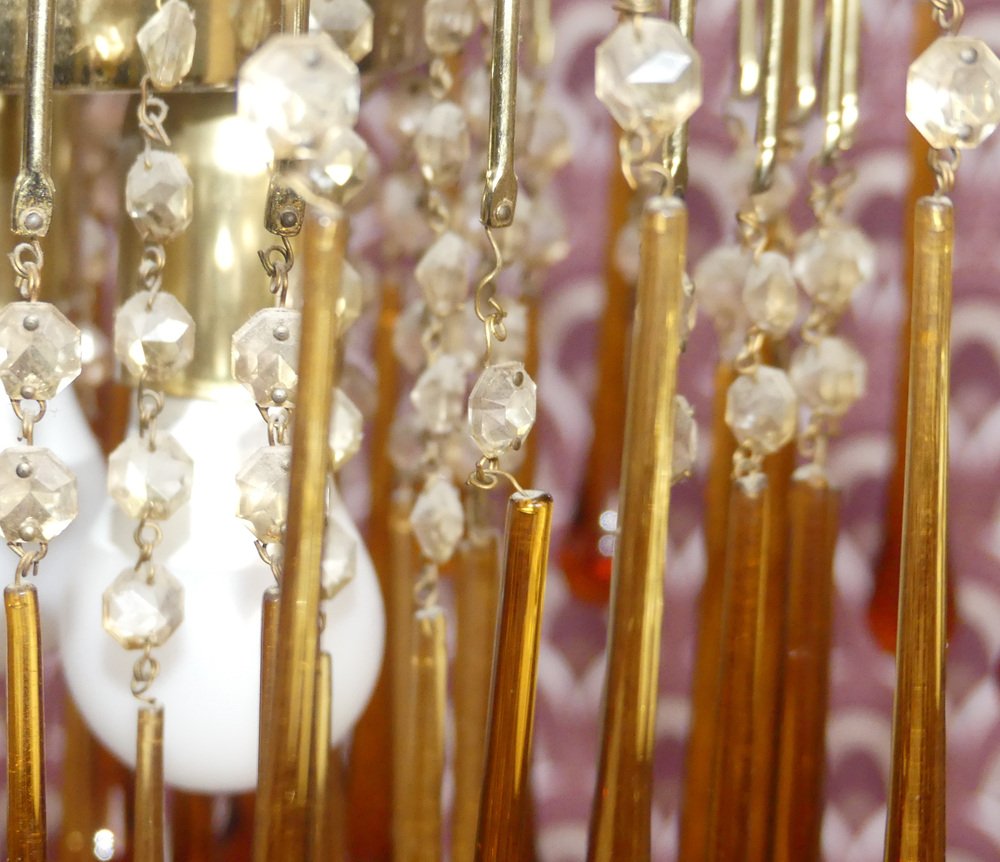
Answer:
[
  {"xmin": 311, "ymin": 0, "xmax": 374, "ymax": 62},
  {"xmin": 742, "ymin": 251, "xmax": 798, "ymax": 338},
  {"xmin": 693, "ymin": 243, "xmax": 751, "ymax": 338},
  {"xmin": 137, "ymin": 0, "xmax": 196, "ymax": 89},
  {"xmin": 232, "ymin": 307, "xmax": 301, "ymax": 407},
  {"xmin": 468, "ymin": 361, "xmax": 537, "ymax": 458},
  {"xmin": 672, "ymin": 394, "xmax": 697, "ymax": 483},
  {"xmin": 330, "ymin": 388, "xmax": 363, "ymax": 470},
  {"xmin": 321, "ymin": 517, "xmax": 357, "ymax": 599},
  {"xmin": 114, "ymin": 290, "xmax": 195, "ymax": 382},
  {"xmin": 0, "ymin": 446, "xmax": 77, "ymax": 543},
  {"xmin": 389, "ymin": 411, "xmax": 426, "ymax": 475},
  {"xmin": 725, "ymin": 366, "xmax": 797, "ymax": 455},
  {"xmin": 595, "ymin": 18, "xmax": 702, "ymax": 137},
  {"xmin": 238, "ymin": 32, "xmax": 360, "ymax": 159},
  {"xmin": 103, "ymin": 565, "xmax": 184, "ymax": 649},
  {"xmin": 414, "ymin": 101, "xmax": 470, "ymax": 187},
  {"xmin": 789, "ymin": 336, "xmax": 867, "ymax": 417},
  {"xmin": 290, "ymin": 127, "xmax": 372, "ymax": 207},
  {"xmin": 907, "ymin": 36, "xmax": 1000, "ymax": 148},
  {"xmin": 0, "ymin": 301, "xmax": 82, "ymax": 400},
  {"xmin": 412, "ymin": 354, "xmax": 466, "ymax": 434},
  {"xmin": 793, "ymin": 224, "xmax": 875, "ymax": 312},
  {"xmin": 415, "ymin": 231, "xmax": 474, "ymax": 317},
  {"xmin": 125, "ymin": 150, "xmax": 193, "ymax": 242},
  {"xmin": 236, "ymin": 445, "xmax": 291, "ymax": 543},
  {"xmin": 424, "ymin": 0, "xmax": 477, "ymax": 55},
  {"xmin": 108, "ymin": 433, "xmax": 194, "ymax": 521},
  {"xmin": 410, "ymin": 474, "xmax": 464, "ymax": 564}
]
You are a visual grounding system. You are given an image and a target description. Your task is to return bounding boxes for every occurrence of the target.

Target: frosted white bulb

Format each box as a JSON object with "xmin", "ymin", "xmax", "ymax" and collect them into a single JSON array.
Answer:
[{"xmin": 59, "ymin": 391, "xmax": 384, "ymax": 794}]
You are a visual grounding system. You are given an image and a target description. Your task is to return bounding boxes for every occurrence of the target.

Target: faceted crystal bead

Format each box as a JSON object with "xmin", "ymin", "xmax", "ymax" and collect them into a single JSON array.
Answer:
[
  {"xmin": 238, "ymin": 32, "xmax": 360, "ymax": 159},
  {"xmin": 793, "ymin": 224, "xmax": 876, "ymax": 312},
  {"xmin": 232, "ymin": 307, "xmax": 301, "ymax": 407},
  {"xmin": 137, "ymin": 0, "xmax": 196, "ymax": 89},
  {"xmin": 393, "ymin": 302, "xmax": 428, "ymax": 375},
  {"xmin": 380, "ymin": 174, "xmax": 432, "ymax": 257},
  {"xmin": 125, "ymin": 150, "xmax": 193, "ymax": 242},
  {"xmin": 441, "ymin": 304, "xmax": 486, "ymax": 371},
  {"xmin": 415, "ymin": 231, "xmax": 474, "ymax": 316},
  {"xmin": 337, "ymin": 261, "xmax": 364, "ymax": 335},
  {"xmin": 290, "ymin": 127, "xmax": 371, "ymax": 206},
  {"xmin": 441, "ymin": 429, "xmax": 480, "ymax": 481},
  {"xmin": 693, "ymin": 243, "xmax": 751, "ymax": 338},
  {"xmin": 424, "ymin": 0, "xmax": 477, "ymax": 55},
  {"xmin": 103, "ymin": 565, "xmax": 184, "ymax": 649},
  {"xmin": 907, "ymin": 36, "xmax": 1000, "ymax": 148},
  {"xmin": 311, "ymin": 0, "xmax": 374, "ymax": 62},
  {"xmin": 108, "ymin": 434, "xmax": 194, "ymax": 521},
  {"xmin": 414, "ymin": 101, "xmax": 470, "ymax": 187},
  {"xmin": 742, "ymin": 251, "xmax": 799, "ymax": 338},
  {"xmin": 236, "ymin": 445, "xmax": 291, "ymax": 543},
  {"xmin": 789, "ymin": 336, "xmax": 867, "ymax": 417},
  {"xmin": 410, "ymin": 474, "xmax": 464, "ymax": 564},
  {"xmin": 387, "ymin": 80, "xmax": 434, "ymax": 143},
  {"xmin": 725, "ymin": 366, "xmax": 797, "ymax": 455},
  {"xmin": 411, "ymin": 354, "xmax": 466, "ymax": 434},
  {"xmin": 0, "ymin": 446, "xmax": 77, "ymax": 543},
  {"xmin": 114, "ymin": 291, "xmax": 195, "ymax": 382},
  {"xmin": 595, "ymin": 18, "xmax": 702, "ymax": 137},
  {"xmin": 321, "ymin": 517, "xmax": 357, "ymax": 599},
  {"xmin": 0, "ymin": 302, "xmax": 82, "ymax": 400},
  {"xmin": 672, "ymin": 394, "xmax": 697, "ymax": 483},
  {"xmin": 389, "ymin": 411, "xmax": 426, "ymax": 475},
  {"xmin": 468, "ymin": 362, "xmax": 537, "ymax": 458},
  {"xmin": 329, "ymin": 388, "xmax": 363, "ymax": 470}
]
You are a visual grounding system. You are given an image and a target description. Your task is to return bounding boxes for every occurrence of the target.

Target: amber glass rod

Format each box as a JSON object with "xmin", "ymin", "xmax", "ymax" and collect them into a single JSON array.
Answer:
[
  {"xmin": 882, "ymin": 196, "xmax": 952, "ymax": 862},
  {"xmin": 133, "ymin": 704, "xmax": 165, "ymax": 862},
  {"xmin": 253, "ymin": 585, "xmax": 280, "ymax": 862}
]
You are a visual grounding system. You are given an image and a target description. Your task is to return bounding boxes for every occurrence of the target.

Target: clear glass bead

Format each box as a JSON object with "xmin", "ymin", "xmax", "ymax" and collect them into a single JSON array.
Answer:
[
  {"xmin": 289, "ymin": 127, "xmax": 372, "ymax": 206},
  {"xmin": 321, "ymin": 516, "xmax": 357, "ymax": 600},
  {"xmin": 337, "ymin": 260, "xmax": 364, "ymax": 336},
  {"xmin": 441, "ymin": 304, "xmax": 486, "ymax": 371},
  {"xmin": 595, "ymin": 18, "xmax": 702, "ymax": 138},
  {"xmin": 441, "ymin": 428, "xmax": 480, "ymax": 481},
  {"xmin": 380, "ymin": 174, "xmax": 432, "ymax": 257},
  {"xmin": 410, "ymin": 474, "xmax": 464, "ymax": 564},
  {"xmin": 672, "ymin": 394, "xmax": 697, "ymax": 483},
  {"xmin": 114, "ymin": 290, "xmax": 195, "ymax": 382},
  {"xmin": 235, "ymin": 445, "xmax": 291, "ymax": 543},
  {"xmin": 424, "ymin": 0, "xmax": 477, "ymax": 55},
  {"xmin": 0, "ymin": 301, "xmax": 82, "ymax": 400},
  {"xmin": 0, "ymin": 446, "xmax": 77, "ymax": 543},
  {"xmin": 238, "ymin": 32, "xmax": 360, "ymax": 159},
  {"xmin": 310, "ymin": 0, "xmax": 374, "ymax": 62},
  {"xmin": 387, "ymin": 79, "xmax": 434, "ymax": 143},
  {"xmin": 907, "ymin": 36, "xmax": 1000, "ymax": 149},
  {"xmin": 693, "ymin": 243, "xmax": 751, "ymax": 341},
  {"xmin": 415, "ymin": 231, "xmax": 474, "ymax": 317},
  {"xmin": 411, "ymin": 354, "xmax": 466, "ymax": 434},
  {"xmin": 468, "ymin": 361, "xmax": 537, "ymax": 458},
  {"xmin": 393, "ymin": 301, "xmax": 428, "ymax": 375},
  {"xmin": 742, "ymin": 251, "xmax": 798, "ymax": 338},
  {"xmin": 137, "ymin": 0, "xmax": 196, "ymax": 89},
  {"xmin": 414, "ymin": 101, "xmax": 470, "ymax": 187},
  {"xmin": 329, "ymin": 388, "xmax": 363, "ymax": 470},
  {"xmin": 125, "ymin": 150, "xmax": 194, "ymax": 242},
  {"xmin": 389, "ymin": 411, "xmax": 425, "ymax": 475},
  {"xmin": 232, "ymin": 307, "xmax": 301, "ymax": 407},
  {"xmin": 789, "ymin": 335, "xmax": 867, "ymax": 417},
  {"xmin": 108, "ymin": 434, "xmax": 193, "ymax": 521},
  {"xmin": 793, "ymin": 223, "xmax": 876, "ymax": 312},
  {"xmin": 725, "ymin": 366, "xmax": 797, "ymax": 455},
  {"xmin": 103, "ymin": 565, "xmax": 184, "ymax": 649}
]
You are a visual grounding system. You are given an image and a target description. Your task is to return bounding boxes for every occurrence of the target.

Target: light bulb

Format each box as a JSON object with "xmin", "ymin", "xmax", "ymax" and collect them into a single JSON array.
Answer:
[{"xmin": 59, "ymin": 391, "xmax": 385, "ymax": 793}]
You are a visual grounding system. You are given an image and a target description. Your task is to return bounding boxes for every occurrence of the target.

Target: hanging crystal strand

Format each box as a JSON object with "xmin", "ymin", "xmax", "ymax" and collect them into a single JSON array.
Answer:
[
  {"xmin": 885, "ymin": 4, "xmax": 999, "ymax": 859},
  {"xmin": 3, "ymin": 0, "xmax": 81, "ymax": 858}
]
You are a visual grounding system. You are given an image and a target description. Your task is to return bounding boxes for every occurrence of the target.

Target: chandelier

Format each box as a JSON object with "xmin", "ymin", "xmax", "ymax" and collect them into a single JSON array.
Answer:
[{"xmin": 0, "ymin": 0, "xmax": 997, "ymax": 859}]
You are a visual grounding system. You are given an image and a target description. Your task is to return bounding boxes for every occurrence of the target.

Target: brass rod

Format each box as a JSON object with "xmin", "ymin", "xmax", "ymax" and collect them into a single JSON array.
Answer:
[
  {"xmin": 482, "ymin": 0, "xmax": 522, "ymax": 227},
  {"xmin": 677, "ymin": 361, "xmax": 736, "ymax": 861},
  {"xmin": 706, "ymin": 479, "xmax": 770, "ymax": 862},
  {"xmin": 262, "ymin": 205, "xmax": 345, "ymax": 860},
  {"xmin": 453, "ymin": 527, "xmax": 502, "ymax": 862},
  {"xmin": 528, "ymin": 0, "xmax": 554, "ymax": 70},
  {"xmin": 882, "ymin": 195, "xmax": 953, "ymax": 862},
  {"xmin": 738, "ymin": 0, "xmax": 761, "ymax": 97},
  {"xmin": 772, "ymin": 477, "xmax": 839, "ymax": 862},
  {"xmin": 309, "ymin": 652, "xmax": 333, "ymax": 859},
  {"xmin": 280, "ymin": 0, "xmax": 311, "ymax": 35},
  {"xmin": 475, "ymin": 492, "xmax": 553, "ymax": 862},
  {"xmin": 665, "ymin": 0, "xmax": 697, "ymax": 193},
  {"xmin": 134, "ymin": 704, "xmax": 165, "ymax": 862},
  {"xmin": 840, "ymin": 0, "xmax": 861, "ymax": 150},
  {"xmin": 587, "ymin": 195, "xmax": 686, "ymax": 862},
  {"xmin": 820, "ymin": 0, "xmax": 848, "ymax": 160},
  {"xmin": 794, "ymin": 0, "xmax": 817, "ymax": 120},
  {"xmin": 253, "ymin": 586, "xmax": 280, "ymax": 862},
  {"xmin": 6, "ymin": 583, "xmax": 46, "ymax": 862},
  {"xmin": 753, "ymin": 0, "xmax": 788, "ymax": 192}
]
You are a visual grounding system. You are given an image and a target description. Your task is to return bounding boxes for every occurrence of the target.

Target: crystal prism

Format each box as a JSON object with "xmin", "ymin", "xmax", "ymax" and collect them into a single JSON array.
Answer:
[
  {"xmin": 0, "ymin": 301, "xmax": 82, "ymax": 400},
  {"xmin": 103, "ymin": 565, "xmax": 184, "ymax": 649},
  {"xmin": 232, "ymin": 307, "xmax": 301, "ymax": 407},
  {"xmin": 236, "ymin": 445, "xmax": 291, "ymax": 543},
  {"xmin": 321, "ymin": 517, "xmax": 357, "ymax": 599},
  {"xmin": 468, "ymin": 361, "xmax": 537, "ymax": 458},
  {"xmin": 114, "ymin": 290, "xmax": 195, "ymax": 382},
  {"xmin": 125, "ymin": 150, "xmax": 194, "ymax": 242},
  {"xmin": 108, "ymin": 433, "xmax": 194, "ymax": 521},
  {"xmin": 329, "ymin": 388, "xmax": 363, "ymax": 470},
  {"xmin": 0, "ymin": 445, "xmax": 78, "ymax": 543},
  {"xmin": 137, "ymin": 0, "xmax": 196, "ymax": 89},
  {"xmin": 290, "ymin": 126, "xmax": 372, "ymax": 206},
  {"xmin": 725, "ymin": 366, "xmax": 797, "ymax": 455},
  {"xmin": 410, "ymin": 474, "xmax": 464, "ymax": 563}
]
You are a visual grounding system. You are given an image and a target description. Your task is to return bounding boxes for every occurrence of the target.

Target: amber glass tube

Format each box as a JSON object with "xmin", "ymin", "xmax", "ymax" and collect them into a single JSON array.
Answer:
[
  {"xmin": 706, "ymin": 479, "xmax": 770, "ymax": 862},
  {"xmin": 325, "ymin": 746, "xmax": 349, "ymax": 862},
  {"xmin": 677, "ymin": 361, "xmax": 735, "ymax": 860},
  {"xmin": 772, "ymin": 476, "xmax": 839, "ymax": 862},
  {"xmin": 453, "ymin": 526, "xmax": 501, "ymax": 861},
  {"xmin": 134, "ymin": 704, "xmax": 165, "ymax": 862},
  {"xmin": 475, "ymin": 492, "xmax": 553, "ymax": 861},
  {"xmin": 253, "ymin": 586, "xmax": 280, "ymax": 862},
  {"xmin": 396, "ymin": 607, "xmax": 447, "ymax": 862},
  {"xmin": 171, "ymin": 792, "xmax": 217, "ymax": 861},
  {"xmin": 58, "ymin": 697, "xmax": 102, "ymax": 860},
  {"xmin": 882, "ymin": 196, "xmax": 952, "ymax": 862},
  {"xmin": 309, "ymin": 652, "xmax": 333, "ymax": 859},
  {"xmin": 6, "ymin": 582, "xmax": 46, "ymax": 862},
  {"xmin": 587, "ymin": 196, "xmax": 686, "ymax": 861}
]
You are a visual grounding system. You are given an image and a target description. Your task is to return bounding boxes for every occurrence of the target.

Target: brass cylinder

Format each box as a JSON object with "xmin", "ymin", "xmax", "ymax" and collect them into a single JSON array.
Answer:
[
  {"xmin": 253, "ymin": 585, "xmax": 280, "ymax": 862},
  {"xmin": 883, "ymin": 196, "xmax": 953, "ymax": 862},
  {"xmin": 475, "ymin": 491, "xmax": 552, "ymax": 862},
  {"xmin": 309, "ymin": 652, "xmax": 333, "ymax": 859},
  {"xmin": 134, "ymin": 704, "xmax": 165, "ymax": 862},
  {"xmin": 587, "ymin": 196, "xmax": 686, "ymax": 862}
]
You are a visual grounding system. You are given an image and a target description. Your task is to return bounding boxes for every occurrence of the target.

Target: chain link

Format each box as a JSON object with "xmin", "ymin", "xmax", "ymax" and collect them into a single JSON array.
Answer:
[
  {"xmin": 11, "ymin": 398, "xmax": 47, "ymax": 445},
  {"xmin": 8, "ymin": 541, "xmax": 48, "ymax": 585},
  {"xmin": 930, "ymin": 0, "xmax": 964, "ymax": 34},
  {"xmin": 137, "ymin": 75, "xmax": 172, "ymax": 149},
  {"xmin": 130, "ymin": 643, "xmax": 161, "ymax": 702},
  {"xmin": 8, "ymin": 241, "xmax": 44, "ymax": 301}
]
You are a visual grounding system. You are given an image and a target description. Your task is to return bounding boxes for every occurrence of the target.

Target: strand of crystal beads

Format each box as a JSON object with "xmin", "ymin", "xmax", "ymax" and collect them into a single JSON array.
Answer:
[
  {"xmin": 103, "ymin": 0, "xmax": 198, "ymax": 679},
  {"xmin": 234, "ymin": 20, "xmax": 369, "ymax": 579}
]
